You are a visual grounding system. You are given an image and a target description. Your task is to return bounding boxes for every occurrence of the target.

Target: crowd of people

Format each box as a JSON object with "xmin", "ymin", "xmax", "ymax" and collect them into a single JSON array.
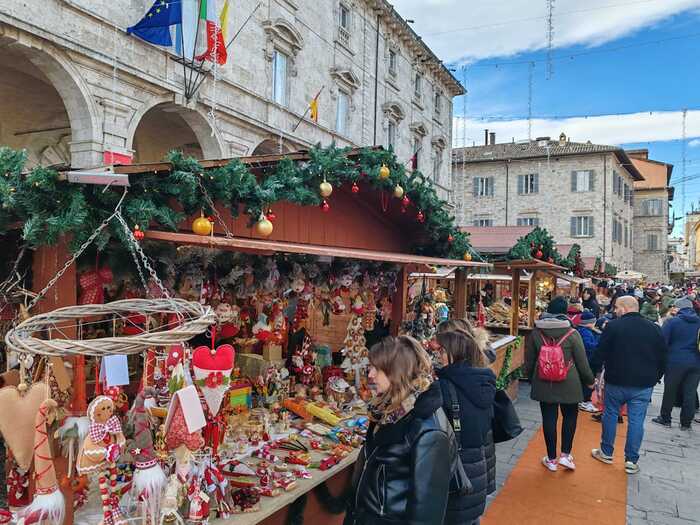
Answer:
[{"xmin": 343, "ymin": 281, "xmax": 700, "ymax": 525}]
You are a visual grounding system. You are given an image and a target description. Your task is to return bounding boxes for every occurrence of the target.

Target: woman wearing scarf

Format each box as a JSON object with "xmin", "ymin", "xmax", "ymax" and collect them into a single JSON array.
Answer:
[{"xmin": 345, "ymin": 336, "xmax": 460, "ymax": 525}]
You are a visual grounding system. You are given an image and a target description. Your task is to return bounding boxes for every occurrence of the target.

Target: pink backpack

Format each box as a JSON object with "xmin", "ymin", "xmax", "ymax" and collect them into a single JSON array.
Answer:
[{"xmin": 537, "ymin": 329, "xmax": 575, "ymax": 382}]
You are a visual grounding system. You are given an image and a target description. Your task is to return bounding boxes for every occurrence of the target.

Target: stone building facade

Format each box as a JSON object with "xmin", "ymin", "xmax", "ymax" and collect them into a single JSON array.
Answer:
[
  {"xmin": 0, "ymin": 0, "xmax": 462, "ymax": 199},
  {"xmin": 628, "ymin": 150, "xmax": 673, "ymax": 282},
  {"xmin": 452, "ymin": 134, "xmax": 642, "ymax": 271}
]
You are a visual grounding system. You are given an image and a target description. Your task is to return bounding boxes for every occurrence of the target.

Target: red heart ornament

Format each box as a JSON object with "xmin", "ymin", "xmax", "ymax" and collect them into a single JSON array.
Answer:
[{"xmin": 192, "ymin": 344, "xmax": 235, "ymax": 371}]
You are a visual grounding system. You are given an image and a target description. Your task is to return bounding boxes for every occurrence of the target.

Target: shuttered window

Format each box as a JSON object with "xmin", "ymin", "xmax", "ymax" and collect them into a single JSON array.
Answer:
[
  {"xmin": 644, "ymin": 199, "xmax": 663, "ymax": 216},
  {"xmin": 517, "ymin": 217, "xmax": 540, "ymax": 226},
  {"xmin": 647, "ymin": 233, "xmax": 659, "ymax": 251},
  {"xmin": 473, "ymin": 177, "xmax": 494, "ymax": 197},
  {"xmin": 473, "ymin": 218, "xmax": 494, "ymax": 227},
  {"xmin": 518, "ymin": 173, "xmax": 539, "ymax": 194},
  {"xmin": 571, "ymin": 170, "xmax": 594, "ymax": 192},
  {"xmin": 570, "ymin": 216, "xmax": 594, "ymax": 237}
]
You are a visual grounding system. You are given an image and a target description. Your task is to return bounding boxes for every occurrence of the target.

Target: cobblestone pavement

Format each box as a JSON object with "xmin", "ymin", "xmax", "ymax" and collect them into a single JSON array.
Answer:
[{"xmin": 491, "ymin": 382, "xmax": 700, "ymax": 525}]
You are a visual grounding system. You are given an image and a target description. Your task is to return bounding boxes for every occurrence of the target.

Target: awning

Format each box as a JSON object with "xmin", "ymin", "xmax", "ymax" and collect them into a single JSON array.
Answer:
[
  {"xmin": 551, "ymin": 272, "xmax": 590, "ymax": 285},
  {"xmin": 409, "ymin": 267, "xmax": 457, "ymax": 279},
  {"xmin": 493, "ymin": 259, "xmax": 567, "ymax": 272},
  {"xmin": 144, "ymin": 231, "xmax": 493, "ymax": 269}
]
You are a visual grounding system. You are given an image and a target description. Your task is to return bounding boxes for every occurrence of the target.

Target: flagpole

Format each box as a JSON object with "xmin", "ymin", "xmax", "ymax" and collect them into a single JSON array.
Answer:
[
  {"xmin": 188, "ymin": 1, "xmax": 261, "ymax": 99},
  {"xmin": 186, "ymin": 0, "xmax": 204, "ymax": 99},
  {"xmin": 292, "ymin": 85, "xmax": 324, "ymax": 133}
]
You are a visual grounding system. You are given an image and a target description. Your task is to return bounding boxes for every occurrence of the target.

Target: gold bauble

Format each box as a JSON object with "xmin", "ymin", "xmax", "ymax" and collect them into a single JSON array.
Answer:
[
  {"xmin": 319, "ymin": 181, "xmax": 333, "ymax": 198},
  {"xmin": 379, "ymin": 164, "xmax": 390, "ymax": 180},
  {"xmin": 463, "ymin": 252, "xmax": 473, "ymax": 262},
  {"xmin": 393, "ymin": 184, "xmax": 404, "ymax": 198},
  {"xmin": 192, "ymin": 215, "xmax": 213, "ymax": 236},
  {"xmin": 254, "ymin": 217, "xmax": 274, "ymax": 237}
]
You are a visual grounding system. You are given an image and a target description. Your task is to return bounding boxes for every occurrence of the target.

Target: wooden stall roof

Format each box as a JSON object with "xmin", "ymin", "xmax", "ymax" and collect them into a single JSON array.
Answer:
[
  {"xmin": 409, "ymin": 267, "xmax": 457, "ymax": 279},
  {"xmin": 145, "ymin": 230, "xmax": 492, "ymax": 268},
  {"xmin": 551, "ymin": 272, "xmax": 590, "ymax": 285},
  {"xmin": 493, "ymin": 259, "xmax": 567, "ymax": 272}
]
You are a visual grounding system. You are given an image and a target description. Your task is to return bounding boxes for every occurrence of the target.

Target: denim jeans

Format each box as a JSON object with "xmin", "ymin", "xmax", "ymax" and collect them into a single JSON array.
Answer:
[{"xmin": 600, "ymin": 383, "xmax": 653, "ymax": 464}]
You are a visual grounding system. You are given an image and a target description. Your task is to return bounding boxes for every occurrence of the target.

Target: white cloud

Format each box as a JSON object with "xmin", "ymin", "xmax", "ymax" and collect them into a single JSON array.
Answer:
[
  {"xmin": 689, "ymin": 138, "xmax": 700, "ymax": 147},
  {"xmin": 453, "ymin": 110, "xmax": 700, "ymax": 147},
  {"xmin": 393, "ymin": 0, "xmax": 700, "ymax": 63}
]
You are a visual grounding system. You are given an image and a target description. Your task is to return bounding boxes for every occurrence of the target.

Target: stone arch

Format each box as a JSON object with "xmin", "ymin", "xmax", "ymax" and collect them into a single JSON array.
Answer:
[
  {"xmin": 127, "ymin": 98, "xmax": 225, "ymax": 163},
  {"xmin": 0, "ymin": 36, "xmax": 101, "ymax": 167},
  {"xmin": 252, "ymin": 138, "xmax": 292, "ymax": 156}
]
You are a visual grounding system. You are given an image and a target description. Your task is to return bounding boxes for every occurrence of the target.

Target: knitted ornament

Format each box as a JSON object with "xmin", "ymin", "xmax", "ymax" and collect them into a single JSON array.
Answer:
[{"xmin": 192, "ymin": 344, "xmax": 234, "ymax": 416}]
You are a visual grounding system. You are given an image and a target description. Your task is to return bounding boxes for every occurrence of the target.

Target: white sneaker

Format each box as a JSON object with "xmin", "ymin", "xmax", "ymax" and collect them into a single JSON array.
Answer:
[
  {"xmin": 542, "ymin": 456, "xmax": 558, "ymax": 472},
  {"xmin": 624, "ymin": 461, "xmax": 640, "ymax": 474},
  {"xmin": 578, "ymin": 401, "xmax": 598, "ymax": 413},
  {"xmin": 558, "ymin": 453, "xmax": 576, "ymax": 470}
]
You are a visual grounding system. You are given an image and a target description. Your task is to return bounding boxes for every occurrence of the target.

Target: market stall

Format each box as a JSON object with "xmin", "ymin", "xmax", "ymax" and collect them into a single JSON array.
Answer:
[{"xmin": 0, "ymin": 144, "xmax": 489, "ymax": 525}]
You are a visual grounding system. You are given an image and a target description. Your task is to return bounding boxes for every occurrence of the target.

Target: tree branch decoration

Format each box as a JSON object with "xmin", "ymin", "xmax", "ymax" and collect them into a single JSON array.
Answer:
[
  {"xmin": 0, "ymin": 145, "xmax": 474, "ymax": 260},
  {"xmin": 506, "ymin": 227, "xmax": 581, "ymax": 271}
]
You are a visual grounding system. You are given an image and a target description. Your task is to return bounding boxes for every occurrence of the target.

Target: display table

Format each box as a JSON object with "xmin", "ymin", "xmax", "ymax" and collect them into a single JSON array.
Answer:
[{"xmin": 227, "ymin": 450, "xmax": 359, "ymax": 525}]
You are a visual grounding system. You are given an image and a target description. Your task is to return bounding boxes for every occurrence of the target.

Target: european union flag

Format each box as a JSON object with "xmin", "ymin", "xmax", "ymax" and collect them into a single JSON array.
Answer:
[{"xmin": 127, "ymin": 0, "xmax": 182, "ymax": 47}]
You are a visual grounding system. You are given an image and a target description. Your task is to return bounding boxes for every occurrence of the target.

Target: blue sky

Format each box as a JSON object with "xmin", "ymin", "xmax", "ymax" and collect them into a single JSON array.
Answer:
[{"xmin": 394, "ymin": 0, "xmax": 700, "ymax": 234}]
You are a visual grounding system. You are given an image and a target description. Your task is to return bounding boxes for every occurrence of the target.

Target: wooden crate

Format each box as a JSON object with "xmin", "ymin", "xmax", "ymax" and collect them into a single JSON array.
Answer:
[{"xmin": 306, "ymin": 303, "xmax": 353, "ymax": 352}]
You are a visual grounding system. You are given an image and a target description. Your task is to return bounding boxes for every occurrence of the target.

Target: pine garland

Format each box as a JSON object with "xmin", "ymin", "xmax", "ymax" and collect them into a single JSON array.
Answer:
[
  {"xmin": 495, "ymin": 336, "xmax": 523, "ymax": 390},
  {"xmin": 0, "ymin": 145, "xmax": 473, "ymax": 259},
  {"xmin": 506, "ymin": 227, "xmax": 582, "ymax": 271}
]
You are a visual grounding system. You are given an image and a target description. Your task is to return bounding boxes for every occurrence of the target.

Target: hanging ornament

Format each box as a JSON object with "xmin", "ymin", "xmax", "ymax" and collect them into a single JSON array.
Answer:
[
  {"xmin": 321, "ymin": 200, "xmax": 330, "ymax": 213},
  {"xmin": 463, "ymin": 252, "xmax": 473, "ymax": 262},
  {"xmin": 416, "ymin": 210, "xmax": 425, "ymax": 223},
  {"xmin": 393, "ymin": 184, "xmax": 404, "ymax": 199},
  {"xmin": 448, "ymin": 235, "xmax": 454, "ymax": 243},
  {"xmin": 133, "ymin": 225, "xmax": 145, "ymax": 241},
  {"xmin": 380, "ymin": 192, "xmax": 389, "ymax": 213},
  {"xmin": 192, "ymin": 212, "xmax": 213, "ymax": 236},
  {"xmin": 266, "ymin": 208, "xmax": 276, "ymax": 222},
  {"xmin": 319, "ymin": 180, "xmax": 333, "ymax": 198},
  {"xmin": 379, "ymin": 164, "xmax": 390, "ymax": 180},
  {"xmin": 351, "ymin": 182, "xmax": 360, "ymax": 194},
  {"xmin": 535, "ymin": 249, "xmax": 543, "ymax": 259},
  {"xmin": 402, "ymin": 195, "xmax": 410, "ymax": 208},
  {"xmin": 254, "ymin": 215, "xmax": 274, "ymax": 237}
]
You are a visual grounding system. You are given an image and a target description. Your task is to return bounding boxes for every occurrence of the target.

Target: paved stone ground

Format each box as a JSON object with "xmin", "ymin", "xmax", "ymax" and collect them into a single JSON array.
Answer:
[{"xmin": 490, "ymin": 381, "xmax": 700, "ymax": 525}]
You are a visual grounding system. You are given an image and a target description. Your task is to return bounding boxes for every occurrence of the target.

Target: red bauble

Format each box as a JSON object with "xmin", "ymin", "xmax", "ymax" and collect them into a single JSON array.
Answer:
[
  {"xmin": 133, "ymin": 225, "xmax": 145, "ymax": 241},
  {"xmin": 321, "ymin": 200, "xmax": 330, "ymax": 213},
  {"xmin": 402, "ymin": 195, "xmax": 410, "ymax": 207},
  {"xmin": 416, "ymin": 210, "xmax": 425, "ymax": 223},
  {"xmin": 448, "ymin": 235, "xmax": 454, "ymax": 243},
  {"xmin": 207, "ymin": 216, "xmax": 215, "ymax": 223},
  {"xmin": 267, "ymin": 209, "xmax": 276, "ymax": 222},
  {"xmin": 351, "ymin": 182, "xmax": 360, "ymax": 194},
  {"xmin": 535, "ymin": 250, "xmax": 543, "ymax": 259}
]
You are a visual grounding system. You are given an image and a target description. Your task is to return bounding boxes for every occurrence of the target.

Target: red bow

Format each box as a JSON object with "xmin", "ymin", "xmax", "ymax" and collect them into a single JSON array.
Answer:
[
  {"xmin": 205, "ymin": 371, "xmax": 225, "ymax": 388},
  {"xmin": 79, "ymin": 267, "xmax": 113, "ymax": 305}
]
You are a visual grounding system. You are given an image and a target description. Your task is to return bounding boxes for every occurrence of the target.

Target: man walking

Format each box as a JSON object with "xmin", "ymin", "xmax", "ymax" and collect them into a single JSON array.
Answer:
[
  {"xmin": 590, "ymin": 296, "xmax": 667, "ymax": 474},
  {"xmin": 652, "ymin": 297, "xmax": 700, "ymax": 430}
]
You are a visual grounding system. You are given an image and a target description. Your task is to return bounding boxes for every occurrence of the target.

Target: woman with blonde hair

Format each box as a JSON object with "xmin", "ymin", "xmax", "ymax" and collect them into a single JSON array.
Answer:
[{"xmin": 344, "ymin": 336, "xmax": 462, "ymax": 525}]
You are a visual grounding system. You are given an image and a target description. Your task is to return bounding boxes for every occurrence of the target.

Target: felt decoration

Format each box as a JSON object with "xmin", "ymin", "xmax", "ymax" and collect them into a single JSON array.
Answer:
[
  {"xmin": 0, "ymin": 382, "xmax": 49, "ymax": 471},
  {"xmin": 78, "ymin": 266, "xmax": 113, "ymax": 305},
  {"xmin": 192, "ymin": 344, "xmax": 234, "ymax": 416},
  {"xmin": 164, "ymin": 399, "xmax": 205, "ymax": 452},
  {"xmin": 17, "ymin": 399, "xmax": 64, "ymax": 525}
]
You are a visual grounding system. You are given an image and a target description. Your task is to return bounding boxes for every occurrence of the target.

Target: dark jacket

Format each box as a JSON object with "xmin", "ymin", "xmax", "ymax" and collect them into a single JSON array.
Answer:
[
  {"xmin": 582, "ymin": 297, "xmax": 601, "ymax": 318},
  {"xmin": 525, "ymin": 316, "xmax": 595, "ymax": 404},
  {"xmin": 591, "ymin": 312, "xmax": 667, "ymax": 387},
  {"xmin": 437, "ymin": 363, "xmax": 496, "ymax": 523},
  {"xmin": 345, "ymin": 382, "xmax": 459, "ymax": 525},
  {"xmin": 661, "ymin": 308, "xmax": 700, "ymax": 368}
]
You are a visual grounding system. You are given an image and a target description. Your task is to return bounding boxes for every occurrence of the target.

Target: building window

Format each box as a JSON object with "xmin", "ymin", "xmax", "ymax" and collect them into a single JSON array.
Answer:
[
  {"xmin": 473, "ymin": 177, "xmax": 494, "ymax": 197},
  {"xmin": 413, "ymin": 137, "xmax": 422, "ymax": 169},
  {"xmin": 272, "ymin": 50, "xmax": 288, "ymax": 106},
  {"xmin": 473, "ymin": 218, "xmax": 494, "ymax": 227},
  {"xmin": 388, "ymin": 49, "xmax": 397, "ymax": 77},
  {"xmin": 517, "ymin": 217, "xmax": 540, "ymax": 226},
  {"xmin": 643, "ymin": 199, "xmax": 663, "ymax": 216},
  {"xmin": 434, "ymin": 91, "xmax": 441, "ymax": 116},
  {"xmin": 624, "ymin": 183, "xmax": 630, "ymax": 203},
  {"xmin": 432, "ymin": 148, "xmax": 443, "ymax": 182},
  {"xmin": 624, "ymin": 223, "xmax": 629, "ymax": 248},
  {"xmin": 414, "ymin": 73, "xmax": 422, "ymax": 101},
  {"xmin": 387, "ymin": 120, "xmax": 397, "ymax": 150},
  {"xmin": 647, "ymin": 233, "xmax": 659, "ymax": 251},
  {"xmin": 571, "ymin": 170, "xmax": 593, "ymax": 192},
  {"xmin": 613, "ymin": 219, "xmax": 623, "ymax": 245},
  {"xmin": 571, "ymin": 216, "xmax": 594, "ymax": 237},
  {"xmin": 335, "ymin": 90, "xmax": 349, "ymax": 135},
  {"xmin": 339, "ymin": 3, "xmax": 350, "ymax": 30},
  {"xmin": 518, "ymin": 173, "xmax": 539, "ymax": 195}
]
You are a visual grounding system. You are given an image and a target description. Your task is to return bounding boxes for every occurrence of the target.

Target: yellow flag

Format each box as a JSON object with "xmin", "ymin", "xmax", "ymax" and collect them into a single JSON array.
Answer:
[
  {"xmin": 309, "ymin": 96, "xmax": 319, "ymax": 123},
  {"xmin": 220, "ymin": 0, "xmax": 230, "ymax": 42}
]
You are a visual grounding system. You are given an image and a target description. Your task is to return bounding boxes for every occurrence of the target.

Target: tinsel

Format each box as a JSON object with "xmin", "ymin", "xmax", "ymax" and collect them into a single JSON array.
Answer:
[{"xmin": 0, "ymin": 144, "xmax": 473, "ymax": 259}]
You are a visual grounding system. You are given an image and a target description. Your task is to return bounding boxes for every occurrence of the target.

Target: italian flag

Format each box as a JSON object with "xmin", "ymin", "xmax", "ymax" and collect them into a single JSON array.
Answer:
[{"xmin": 195, "ymin": 0, "xmax": 228, "ymax": 65}]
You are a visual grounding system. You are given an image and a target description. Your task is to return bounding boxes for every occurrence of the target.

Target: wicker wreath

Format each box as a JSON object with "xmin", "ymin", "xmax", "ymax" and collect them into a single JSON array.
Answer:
[{"xmin": 5, "ymin": 298, "xmax": 216, "ymax": 357}]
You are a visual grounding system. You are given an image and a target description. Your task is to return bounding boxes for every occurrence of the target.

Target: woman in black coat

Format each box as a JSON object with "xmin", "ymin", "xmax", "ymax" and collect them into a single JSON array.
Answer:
[
  {"xmin": 437, "ymin": 329, "xmax": 497, "ymax": 525},
  {"xmin": 345, "ymin": 336, "xmax": 461, "ymax": 525},
  {"xmin": 582, "ymin": 287, "xmax": 601, "ymax": 318}
]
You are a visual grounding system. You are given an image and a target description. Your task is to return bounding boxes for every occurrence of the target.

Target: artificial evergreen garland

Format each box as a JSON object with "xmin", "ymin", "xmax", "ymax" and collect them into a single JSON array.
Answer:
[
  {"xmin": 495, "ymin": 337, "xmax": 524, "ymax": 391},
  {"xmin": 505, "ymin": 227, "xmax": 582, "ymax": 271},
  {"xmin": 0, "ymin": 145, "xmax": 474, "ymax": 260}
]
